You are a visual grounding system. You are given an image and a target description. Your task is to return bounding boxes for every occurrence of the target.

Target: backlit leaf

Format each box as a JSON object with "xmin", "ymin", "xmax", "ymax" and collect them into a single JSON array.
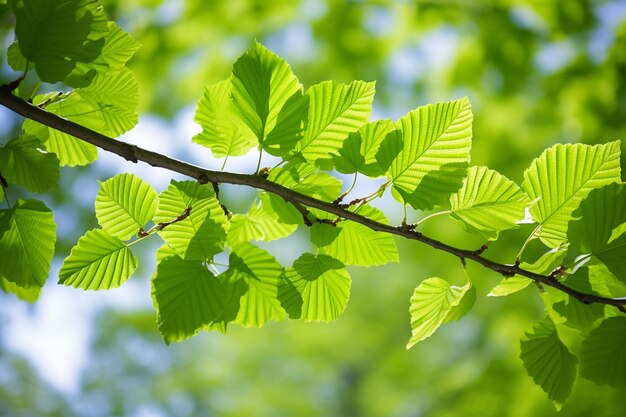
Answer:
[
  {"xmin": 334, "ymin": 119, "xmax": 395, "ymax": 177},
  {"xmin": 0, "ymin": 134, "xmax": 60, "ymax": 193},
  {"xmin": 580, "ymin": 316, "xmax": 626, "ymax": 387}
]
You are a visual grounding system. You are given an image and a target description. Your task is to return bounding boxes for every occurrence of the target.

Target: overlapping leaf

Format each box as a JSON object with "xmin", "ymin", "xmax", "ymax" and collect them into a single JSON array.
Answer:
[
  {"xmin": 95, "ymin": 173, "xmax": 158, "ymax": 240},
  {"xmin": 520, "ymin": 316, "xmax": 578, "ymax": 409},
  {"xmin": 334, "ymin": 119, "xmax": 395, "ymax": 177},
  {"xmin": 230, "ymin": 42, "xmax": 306, "ymax": 156},
  {"xmin": 152, "ymin": 256, "xmax": 226, "ymax": 343},
  {"xmin": 380, "ymin": 97, "xmax": 473, "ymax": 210},
  {"xmin": 580, "ymin": 316, "xmax": 626, "ymax": 387},
  {"xmin": 279, "ymin": 253, "xmax": 351, "ymax": 322},
  {"xmin": 59, "ymin": 229, "xmax": 137, "ymax": 290},
  {"xmin": 154, "ymin": 181, "xmax": 228, "ymax": 261},
  {"xmin": 295, "ymin": 80, "xmax": 375, "ymax": 167},
  {"xmin": 12, "ymin": 0, "xmax": 108, "ymax": 82},
  {"xmin": 0, "ymin": 276, "xmax": 41, "ymax": 302},
  {"xmin": 406, "ymin": 278, "xmax": 473, "ymax": 349},
  {"xmin": 0, "ymin": 199, "xmax": 56, "ymax": 289},
  {"xmin": 268, "ymin": 160, "xmax": 342, "ymax": 201},
  {"xmin": 522, "ymin": 142, "xmax": 621, "ymax": 247},
  {"xmin": 450, "ymin": 166, "xmax": 530, "ymax": 239},
  {"xmin": 0, "ymin": 134, "xmax": 59, "ymax": 192},
  {"xmin": 310, "ymin": 205, "xmax": 398, "ymax": 266}
]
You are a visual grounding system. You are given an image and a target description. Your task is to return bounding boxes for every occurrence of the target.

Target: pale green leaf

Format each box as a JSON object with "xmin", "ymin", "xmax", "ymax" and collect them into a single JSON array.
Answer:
[
  {"xmin": 12, "ymin": 0, "xmax": 108, "ymax": 82},
  {"xmin": 193, "ymin": 79, "xmax": 257, "ymax": 158},
  {"xmin": 225, "ymin": 242, "xmax": 286, "ymax": 327},
  {"xmin": 406, "ymin": 278, "xmax": 472, "ymax": 348},
  {"xmin": 0, "ymin": 134, "xmax": 60, "ymax": 193},
  {"xmin": 381, "ymin": 97, "xmax": 473, "ymax": 210},
  {"xmin": 580, "ymin": 316, "xmax": 626, "ymax": 387},
  {"xmin": 7, "ymin": 41, "xmax": 27, "ymax": 72},
  {"xmin": 311, "ymin": 205, "xmax": 398, "ymax": 266},
  {"xmin": 520, "ymin": 316, "xmax": 578, "ymax": 410},
  {"xmin": 152, "ymin": 256, "xmax": 226, "ymax": 343},
  {"xmin": 59, "ymin": 229, "xmax": 137, "ymax": 290},
  {"xmin": 488, "ymin": 276, "xmax": 533, "ymax": 297},
  {"xmin": 334, "ymin": 119, "xmax": 395, "ymax": 177},
  {"xmin": 83, "ymin": 21, "xmax": 140, "ymax": 71},
  {"xmin": 95, "ymin": 173, "xmax": 158, "ymax": 241},
  {"xmin": 279, "ymin": 253, "xmax": 351, "ymax": 322},
  {"xmin": 268, "ymin": 160, "xmax": 342, "ymax": 201},
  {"xmin": 450, "ymin": 166, "xmax": 530, "ymax": 239},
  {"xmin": 444, "ymin": 284, "xmax": 476, "ymax": 323},
  {"xmin": 0, "ymin": 199, "xmax": 56, "ymax": 289},
  {"xmin": 1, "ymin": 275, "xmax": 40, "ymax": 302},
  {"xmin": 154, "ymin": 180, "xmax": 228, "ymax": 261},
  {"xmin": 522, "ymin": 142, "xmax": 621, "ymax": 247},
  {"xmin": 227, "ymin": 193, "xmax": 297, "ymax": 247},
  {"xmin": 295, "ymin": 80, "xmax": 375, "ymax": 167},
  {"xmin": 230, "ymin": 42, "xmax": 306, "ymax": 156}
]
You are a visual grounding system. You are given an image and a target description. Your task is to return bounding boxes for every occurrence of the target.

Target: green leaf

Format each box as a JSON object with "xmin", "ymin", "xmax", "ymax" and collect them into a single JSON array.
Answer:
[
  {"xmin": 59, "ymin": 229, "xmax": 137, "ymax": 290},
  {"xmin": 226, "ymin": 193, "xmax": 297, "ymax": 247},
  {"xmin": 12, "ymin": 0, "xmax": 108, "ymax": 82},
  {"xmin": 80, "ymin": 21, "xmax": 140, "ymax": 72},
  {"xmin": 444, "ymin": 284, "xmax": 476, "ymax": 323},
  {"xmin": 0, "ymin": 199, "xmax": 56, "ymax": 289},
  {"xmin": 295, "ymin": 80, "xmax": 375, "ymax": 167},
  {"xmin": 152, "ymin": 256, "xmax": 227, "ymax": 343},
  {"xmin": 193, "ymin": 79, "xmax": 257, "ymax": 158},
  {"xmin": 0, "ymin": 134, "xmax": 60, "ymax": 192},
  {"xmin": 568, "ymin": 183, "xmax": 626, "ymax": 283},
  {"xmin": 488, "ymin": 276, "xmax": 533, "ymax": 297},
  {"xmin": 225, "ymin": 242, "xmax": 285, "ymax": 327},
  {"xmin": 95, "ymin": 173, "xmax": 158, "ymax": 241},
  {"xmin": 154, "ymin": 181, "xmax": 228, "ymax": 261},
  {"xmin": 522, "ymin": 142, "xmax": 621, "ymax": 247},
  {"xmin": 279, "ymin": 253, "xmax": 351, "ymax": 322},
  {"xmin": 450, "ymin": 166, "xmax": 530, "ymax": 240},
  {"xmin": 406, "ymin": 277, "xmax": 473, "ymax": 349},
  {"xmin": 268, "ymin": 160, "xmax": 342, "ymax": 201},
  {"xmin": 230, "ymin": 42, "xmax": 306, "ymax": 156},
  {"xmin": 311, "ymin": 205, "xmax": 399, "ymax": 266},
  {"xmin": 334, "ymin": 119, "xmax": 396, "ymax": 177},
  {"xmin": 0, "ymin": 275, "xmax": 41, "ymax": 302},
  {"xmin": 580, "ymin": 316, "xmax": 626, "ymax": 387},
  {"xmin": 381, "ymin": 97, "xmax": 473, "ymax": 210},
  {"xmin": 520, "ymin": 316, "xmax": 578, "ymax": 410},
  {"xmin": 7, "ymin": 41, "xmax": 27, "ymax": 71}
]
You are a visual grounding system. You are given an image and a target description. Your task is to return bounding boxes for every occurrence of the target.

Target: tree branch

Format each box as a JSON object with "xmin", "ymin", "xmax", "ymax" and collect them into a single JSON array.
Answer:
[{"xmin": 1, "ymin": 85, "xmax": 624, "ymax": 313}]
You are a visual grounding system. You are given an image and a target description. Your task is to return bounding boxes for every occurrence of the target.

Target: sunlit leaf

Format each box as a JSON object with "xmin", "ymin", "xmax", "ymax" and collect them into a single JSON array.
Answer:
[
  {"xmin": 95, "ymin": 173, "xmax": 158, "ymax": 240},
  {"xmin": 0, "ymin": 199, "xmax": 55, "ymax": 289},
  {"xmin": 450, "ymin": 166, "xmax": 530, "ymax": 239},
  {"xmin": 334, "ymin": 119, "xmax": 395, "ymax": 177},
  {"xmin": 580, "ymin": 316, "xmax": 626, "ymax": 387},
  {"xmin": 0, "ymin": 134, "xmax": 60, "ymax": 193},
  {"xmin": 279, "ymin": 253, "xmax": 350, "ymax": 322},
  {"xmin": 0, "ymin": 275, "xmax": 41, "ymax": 302},
  {"xmin": 311, "ymin": 205, "xmax": 398, "ymax": 266},
  {"xmin": 407, "ymin": 278, "xmax": 472, "ymax": 348},
  {"xmin": 295, "ymin": 80, "xmax": 375, "ymax": 167},
  {"xmin": 522, "ymin": 142, "xmax": 621, "ymax": 247},
  {"xmin": 380, "ymin": 97, "xmax": 473, "ymax": 210},
  {"xmin": 520, "ymin": 316, "xmax": 578, "ymax": 410},
  {"xmin": 268, "ymin": 160, "xmax": 342, "ymax": 201}
]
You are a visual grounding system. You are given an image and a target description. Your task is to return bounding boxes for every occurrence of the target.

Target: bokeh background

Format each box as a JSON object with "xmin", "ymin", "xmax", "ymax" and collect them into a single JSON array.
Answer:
[{"xmin": 1, "ymin": 0, "xmax": 626, "ymax": 416}]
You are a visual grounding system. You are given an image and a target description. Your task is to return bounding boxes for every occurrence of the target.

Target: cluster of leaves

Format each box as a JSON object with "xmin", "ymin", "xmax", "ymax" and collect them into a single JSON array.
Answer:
[{"xmin": 1, "ymin": 0, "xmax": 625, "ymax": 409}]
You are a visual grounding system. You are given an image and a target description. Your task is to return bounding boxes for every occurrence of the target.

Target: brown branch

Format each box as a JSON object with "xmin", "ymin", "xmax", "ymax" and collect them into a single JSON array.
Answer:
[{"xmin": 1, "ymin": 85, "xmax": 624, "ymax": 313}]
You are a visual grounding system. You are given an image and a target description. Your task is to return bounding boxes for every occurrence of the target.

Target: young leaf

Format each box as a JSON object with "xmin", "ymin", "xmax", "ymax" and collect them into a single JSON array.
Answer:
[
  {"xmin": 333, "ymin": 119, "xmax": 396, "ymax": 177},
  {"xmin": 230, "ymin": 42, "xmax": 306, "ymax": 156},
  {"xmin": 226, "ymin": 242, "xmax": 286, "ymax": 327},
  {"xmin": 154, "ymin": 181, "xmax": 228, "ymax": 261},
  {"xmin": 59, "ymin": 229, "xmax": 137, "ymax": 290},
  {"xmin": 522, "ymin": 142, "xmax": 621, "ymax": 248},
  {"xmin": 488, "ymin": 276, "xmax": 533, "ymax": 297},
  {"xmin": 152, "ymin": 256, "xmax": 227, "ymax": 343},
  {"xmin": 268, "ymin": 160, "xmax": 342, "ymax": 201},
  {"xmin": 450, "ymin": 166, "xmax": 530, "ymax": 240},
  {"xmin": 0, "ymin": 199, "xmax": 56, "ymax": 289},
  {"xmin": 12, "ymin": 0, "xmax": 108, "ymax": 82},
  {"xmin": 406, "ymin": 278, "xmax": 473, "ymax": 349},
  {"xmin": 381, "ymin": 97, "xmax": 473, "ymax": 210},
  {"xmin": 580, "ymin": 316, "xmax": 626, "ymax": 387},
  {"xmin": 226, "ymin": 194, "xmax": 297, "ymax": 247},
  {"xmin": 295, "ymin": 80, "xmax": 375, "ymax": 167},
  {"xmin": 520, "ymin": 316, "xmax": 578, "ymax": 410},
  {"xmin": 279, "ymin": 253, "xmax": 351, "ymax": 322},
  {"xmin": 95, "ymin": 173, "xmax": 158, "ymax": 241},
  {"xmin": 310, "ymin": 205, "xmax": 399, "ymax": 266},
  {"xmin": 568, "ymin": 183, "xmax": 626, "ymax": 283},
  {"xmin": 0, "ymin": 134, "xmax": 60, "ymax": 193},
  {"xmin": 0, "ymin": 275, "xmax": 41, "ymax": 302},
  {"xmin": 193, "ymin": 79, "xmax": 257, "ymax": 158},
  {"xmin": 82, "ymin": 21, "xmax": 140, "ymax": 72}
]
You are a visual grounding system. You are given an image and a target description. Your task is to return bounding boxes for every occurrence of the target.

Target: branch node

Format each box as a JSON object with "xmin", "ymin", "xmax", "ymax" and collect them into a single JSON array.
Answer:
[
  {"xmin": 156, "ymin": 206, "xmax": 192, "ymax": 231},
  {"xmin": 258, "ymin": 167, "xmax": 270, "ymax": 178},
  {"xmin": 137, "ymin": 228, "xmax": 149, "ymax": 238},
  {"xmin": 460, "ymin": 257, "xmax": 467, "ymax": 268},
  {"xmin": 474, "ymin": 242, "xmax": 490, "ymax": 256},
  {"xmin": 197, "ymin": 174, "xmax": 210, "ymax": 184}
]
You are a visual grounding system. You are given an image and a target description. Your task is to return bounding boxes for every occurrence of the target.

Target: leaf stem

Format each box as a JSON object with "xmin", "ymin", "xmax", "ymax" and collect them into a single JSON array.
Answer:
[
  {"xmin": 221, "ymin": 156, "xmax": 229, "ymax": 171},
  {"xmin": 414, "ymin": 210, "xmax": 452, "ymax": 227},
  {"xmin": 255, "ymin": 149, "xmax": 263, "ymax": 174},
  {"xmin": 516, "ymin": 226, "xmax": 539, "ymax": 262}
]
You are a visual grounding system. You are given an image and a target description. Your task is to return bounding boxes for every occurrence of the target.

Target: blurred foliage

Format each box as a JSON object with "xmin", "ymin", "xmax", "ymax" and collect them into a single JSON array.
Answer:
[{"xmin": 1, "ymin": 0, "xmax": 626, "ymax": 415}]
